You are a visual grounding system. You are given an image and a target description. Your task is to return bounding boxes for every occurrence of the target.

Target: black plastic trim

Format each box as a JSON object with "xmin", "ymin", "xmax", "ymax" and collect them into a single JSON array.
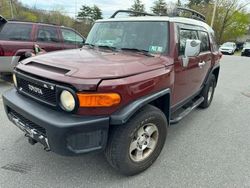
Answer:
[
  {"xmin": 110, "ymin": 10, "xmax": 155, "ymax": 18},
  {"xmin": 204, "ymin": 64, "xmax": 220, "ymax": 86},
  {"xmin": 110, "ymin": 88, "xmax": 171, "ymax": 125},
  {"xmin": 3, "ymin": 89, "xmax": 109, "ymax": 156}
]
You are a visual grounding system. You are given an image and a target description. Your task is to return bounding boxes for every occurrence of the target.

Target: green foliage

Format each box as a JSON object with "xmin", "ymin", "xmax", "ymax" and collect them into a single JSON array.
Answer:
[
  {"xmin": 151, "ymin": 0, "xmax": 168, "ymax": 15},
  {"xmin": 188, "ymin": 0, "xmax": 212, "ymax": 6},
  {"xmin": 77, "ymin": 5, "xmax": 103, "ymax": 22},
  {"xmin": 220, "ymin": 11, "xmax": 249, "ymax": 42},
  {"xmin": 129, "ymin": 0, "xmax": 145, "ymax": 16},
  {"xmin": 188, "ymin": 0, "xmax": 250, "ymax": 43}
]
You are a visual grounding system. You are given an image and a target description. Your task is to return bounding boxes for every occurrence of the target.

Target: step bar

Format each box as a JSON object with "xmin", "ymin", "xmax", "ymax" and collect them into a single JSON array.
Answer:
[{"xmin": 170, "ymin": 97, "xmax": 204, "ymax": 124}]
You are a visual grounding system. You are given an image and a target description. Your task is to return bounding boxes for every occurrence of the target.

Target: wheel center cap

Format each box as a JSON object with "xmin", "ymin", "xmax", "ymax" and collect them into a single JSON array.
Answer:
[{"xmin": 137, "ymin": 135, "xmax": 149, "ymax": 149}]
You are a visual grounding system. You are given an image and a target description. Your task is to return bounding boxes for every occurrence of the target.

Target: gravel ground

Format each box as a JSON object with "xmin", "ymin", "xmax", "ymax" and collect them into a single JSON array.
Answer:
[{"xmin": 0, "ymin": 55, "xmax": 250, "ymax": 188}]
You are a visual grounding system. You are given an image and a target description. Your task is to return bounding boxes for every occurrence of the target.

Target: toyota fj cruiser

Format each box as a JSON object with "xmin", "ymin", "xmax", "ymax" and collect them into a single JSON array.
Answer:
[{"xmin": 3, "ymin": 8, "xmax": 221, "ymax": 176}]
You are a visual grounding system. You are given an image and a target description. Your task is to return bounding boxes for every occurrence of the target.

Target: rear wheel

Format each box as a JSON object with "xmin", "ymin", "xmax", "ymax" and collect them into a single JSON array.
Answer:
[
  {"xmin": 199, "ymin": 74, "xmax": 216, "ymax": 108},
  {"xmin": 105, "ymin": 105, "xmax": 167, "ymax": 176}
]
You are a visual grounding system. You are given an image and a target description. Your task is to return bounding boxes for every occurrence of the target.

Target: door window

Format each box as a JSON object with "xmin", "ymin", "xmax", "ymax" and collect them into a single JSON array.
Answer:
[
  {"xmin": 179, "ymin": 29, "xmax": 198, "ymax": 55},
  {"xmin": 61, "ymin": 29, "xmax": 84, "ymax": 45},
  {"xmin": 0, "ymin": 23, "xmax": 32, "ymax": 41},
  {"xmin": 199, "ymin": 31, "xmax": 210, "ymax": 52},
  {"xmin": 37, "ymin": 26, "xmax": 59, "ymax": 43}
]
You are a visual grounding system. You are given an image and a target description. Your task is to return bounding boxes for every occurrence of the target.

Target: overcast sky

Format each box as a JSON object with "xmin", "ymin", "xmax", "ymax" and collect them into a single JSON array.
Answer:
[{"xmin": 19, "ymin": 0, "xmax": 181, "ymax": 18}]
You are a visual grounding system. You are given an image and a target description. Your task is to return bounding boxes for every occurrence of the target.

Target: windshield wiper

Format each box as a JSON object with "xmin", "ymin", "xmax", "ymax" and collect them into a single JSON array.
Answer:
[
  {"xmin": 96, "ymin": 45, "xmax": 118, "ymax": 52},
  {"xmin": 119, "ymin": 48, "xmax": 154, "ymax": 57},
  {"xmin": 83, "ymin": 43, "xmax": 95, "ymax": 49}
]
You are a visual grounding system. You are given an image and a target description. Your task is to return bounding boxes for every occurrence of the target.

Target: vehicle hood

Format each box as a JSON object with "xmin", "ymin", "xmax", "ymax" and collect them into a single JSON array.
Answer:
[
  {"xmin": 17, "ymin": 48, "xmax": 168, "ymax": 90},
  {"xmin": 243, "ymin": 47, "xmax": 250, "ymax": 50},
  {"xmin": 220, "ymin": 46, "xmax": 234, "ymax": 50}
]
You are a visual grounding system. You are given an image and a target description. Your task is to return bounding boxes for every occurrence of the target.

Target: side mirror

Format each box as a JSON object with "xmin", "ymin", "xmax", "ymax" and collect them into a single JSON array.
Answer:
[
  {"xmin": 34, "ymin": 44, "xmax": 41, "ymax": 54},
  {"xmin": 182, "ymin": 39, "xmax": 201, "ymax": 67},
  {"xmin": 185, "ymin": 39, "xmax": 201, "ymax": 57},
  {"xmin": 24, "ymin": 52, "xmax": 33, "ymax": 58}
]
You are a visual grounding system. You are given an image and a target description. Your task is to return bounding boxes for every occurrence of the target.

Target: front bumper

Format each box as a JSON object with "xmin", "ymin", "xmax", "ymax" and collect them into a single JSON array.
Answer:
[
  {"xmin": 241, "ymin": 50, "xmax": 250, "ymax": 56},
  {"xmin": 219, "ymin": 49, "xmax": 233, "ymax": 54},
  {"xmin": 3, "ymin": 89, "xmax": 110, "ymax": 156}
]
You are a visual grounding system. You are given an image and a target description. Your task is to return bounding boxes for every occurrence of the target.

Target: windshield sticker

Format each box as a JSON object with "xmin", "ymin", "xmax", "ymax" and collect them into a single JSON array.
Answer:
[{"xmin": 149, "ymin": 46, "xmax": 163, "ymax": 53}]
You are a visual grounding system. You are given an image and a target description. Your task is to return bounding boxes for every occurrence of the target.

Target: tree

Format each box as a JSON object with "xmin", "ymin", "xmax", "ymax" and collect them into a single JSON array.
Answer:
[
  {"xmin": 188, "ymin": 0, "xmax": 211, "ymax": 6},
  {"xmin": 188, "ymin": 0, "xmax": 250, "ymax": 43},
  {"xmin": 77, "ymin": 5, "xmax": 103, "ymax": 22},
  {"xmin": 92, "ymin": 5, "xmax": 103, "ymax": 21},
  {"xmin": 129, "ymin": 0, "xmax": 145, "ymax": 16},
  {"xmin": 151, "ymin": 0, "xmax": 168, "ymax": 15}
]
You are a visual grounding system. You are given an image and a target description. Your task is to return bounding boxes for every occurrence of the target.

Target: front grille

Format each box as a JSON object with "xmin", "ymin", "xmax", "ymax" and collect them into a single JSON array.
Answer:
[
  {"xmin": 9, "ymin": 108, "xmax": 46, "ymax": 135},
  {"xmin": 16, "ymin": 73, "xmax": 56, "ymax": 106}
]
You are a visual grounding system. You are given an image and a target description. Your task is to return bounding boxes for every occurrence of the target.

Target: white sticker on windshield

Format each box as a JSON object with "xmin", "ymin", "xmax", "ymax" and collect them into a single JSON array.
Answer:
[{"xmin": 149, "ymin": 46, "xmax": 163, "ymax": 53}]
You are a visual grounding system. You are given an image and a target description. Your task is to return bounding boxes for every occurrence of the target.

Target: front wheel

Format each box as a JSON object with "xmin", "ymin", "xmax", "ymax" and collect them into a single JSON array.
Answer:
[{"xmin": 105, "ymin": 105, "xmax": 168, "ymax": 176}]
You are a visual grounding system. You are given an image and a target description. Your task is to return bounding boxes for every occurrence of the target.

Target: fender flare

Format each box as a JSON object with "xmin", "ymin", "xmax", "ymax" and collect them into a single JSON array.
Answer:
[
  {"xmin": 204, "ymin": 64, "xmax": 220, "ymax": 86},
  {"xmin": 110, "ymin": 88, "xmax": 171, "ymax": 125}
]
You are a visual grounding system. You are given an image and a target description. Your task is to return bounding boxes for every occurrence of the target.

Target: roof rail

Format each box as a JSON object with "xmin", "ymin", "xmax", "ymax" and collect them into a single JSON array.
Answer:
[
  {"xmin": 173, "ymin": 7, "xmax": 206, "ymax": 22},
  {"xmin": 110, "ymin": 7, "xmax": 206, "ymax": 22},
  {"xmin": 0, "ymin": 15, "xmax": 7, "ymax": 24},
  {"xmin": 110, "ymin": 10, "xmax": 155, "ymax": 18},
  {"xmin": 8, "ymin": 19, "xmax": 61, "ymax": 26}
]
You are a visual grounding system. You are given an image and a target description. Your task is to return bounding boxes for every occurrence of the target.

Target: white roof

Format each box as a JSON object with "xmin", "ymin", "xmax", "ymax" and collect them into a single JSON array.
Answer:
[{"xmin": 97, "ymin": 16, "xmax": 214, "ymax": 33}]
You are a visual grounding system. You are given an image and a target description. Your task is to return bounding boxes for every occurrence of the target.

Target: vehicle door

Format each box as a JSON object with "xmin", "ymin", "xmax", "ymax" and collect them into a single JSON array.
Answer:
[
  {"xmin": 173, "ymin": 25, "xmax": 201, "ymax": 105},
  {"xmin": 60, "ymin": 28, "xmax": 85, "ymax": 49},
  {"xmin": 35, "ymin": 25, "xmax": 63, "ymax": 52},
  {"xmin": 197, "ymin": 30, "xmax": 213, "ymax": 87}
]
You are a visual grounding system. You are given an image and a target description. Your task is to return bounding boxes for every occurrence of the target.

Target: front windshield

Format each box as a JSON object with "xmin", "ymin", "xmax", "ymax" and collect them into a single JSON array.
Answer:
[
  {"xmin": 222, "ymin": 42, "xmax": 234, "ymax": 47},
  {"xmin": 86, "ymin": 21, "xmax": 169, "ymax": 54}
]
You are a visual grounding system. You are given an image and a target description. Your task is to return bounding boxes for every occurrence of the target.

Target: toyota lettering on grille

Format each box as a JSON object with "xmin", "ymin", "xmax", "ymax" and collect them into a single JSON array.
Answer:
[{"xmin": 28, "ymin": 84, "xmax": 43, "ymax": 95}]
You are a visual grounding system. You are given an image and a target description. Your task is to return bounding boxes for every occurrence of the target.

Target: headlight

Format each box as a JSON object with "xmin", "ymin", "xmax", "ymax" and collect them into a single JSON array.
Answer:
[
  {"xmin": 60, "ymin": 90, "xmax": 76, "ymax": 112},
  {"xmin": 13, "ymin": 74, "xmax": 17, "ymax": 87},
  {"xmin": 242, "ymin": 48, "xmax": 245, "ymax": 52}
]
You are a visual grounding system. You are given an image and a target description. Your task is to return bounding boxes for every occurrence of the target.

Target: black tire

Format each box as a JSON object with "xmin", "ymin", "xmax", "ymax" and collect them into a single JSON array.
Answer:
[
  {"xmin": 105, "ymin": 105, "xmax": 168, "ymax": 176},
  {"xmin": 199, "ymin": 74, "xmax": 216, "ymax": 108}
]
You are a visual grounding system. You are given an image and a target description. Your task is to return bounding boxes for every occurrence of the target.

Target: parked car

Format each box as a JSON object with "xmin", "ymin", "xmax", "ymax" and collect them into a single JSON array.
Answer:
[
  {"xmin": 241, "ymin": 42, "xmax": 250, "ymax": 56},
  {"xmin": 0, "ymin": 16, "xmax": 85, "ymax": 73},
  {"xmin": 3, "ymin": 8, "xmax": 221, "ymax": 176},
  {"xmin": 219, "ymin": 42, "xmax": 237, "ymax": 55},
  {"xmin": 236, "ymin": 42, "xmax": 244, "ymax": 51}
]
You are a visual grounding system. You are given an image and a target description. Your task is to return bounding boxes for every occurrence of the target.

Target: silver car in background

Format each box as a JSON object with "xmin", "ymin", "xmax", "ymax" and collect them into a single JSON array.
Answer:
[{"xmin": 219, "ymin": 42, "xmax": 237, "ymax": 55}]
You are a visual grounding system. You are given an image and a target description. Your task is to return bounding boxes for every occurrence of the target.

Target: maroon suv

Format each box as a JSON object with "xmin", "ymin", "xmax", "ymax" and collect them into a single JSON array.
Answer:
[
  {"xmin": 3, "ymin": 9, "xmax": 221, "ymax": 176},
  {"xmin": 0, "ymin": 16, "xmax": 85, "ymax": 73}
]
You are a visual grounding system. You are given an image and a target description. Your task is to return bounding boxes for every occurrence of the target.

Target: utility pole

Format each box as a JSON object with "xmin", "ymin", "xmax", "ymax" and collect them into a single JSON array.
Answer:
[
  {"xmin": 9, "ymin": 0, "xmax": 14, "ymax": 19},
  {"xmin": 211, "ymin": 0, "xmax": 218, "ymax": 28},
  {"xmin": 177, "ymin": 0, "xmax": 181, "ymax": 6}
]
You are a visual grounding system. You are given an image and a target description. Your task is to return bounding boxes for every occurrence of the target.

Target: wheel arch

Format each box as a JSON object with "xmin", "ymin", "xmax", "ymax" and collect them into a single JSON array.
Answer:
[
  {"xmin": 110, "ymin": 88, "xmax": 171, "ymax": 125},
  {"xmin": 14, "ymin": 49, "xmax": 34, "ymax": 62},
  {"xmin": 204, "ymin": 65, "xmax": 220, "ymax": 87},
  {"xmin": 211, "ymin": 65, "xmax": 220, "ymax": 87}
]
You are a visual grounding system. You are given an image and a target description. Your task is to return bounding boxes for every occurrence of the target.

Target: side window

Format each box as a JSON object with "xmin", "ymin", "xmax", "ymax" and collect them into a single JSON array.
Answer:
[
  {"xmin": 199, "ymin": 31, "xmax": 210, "ymax": 52},
  {"xmin": 37, "ymin": 26, "xmax": 59, "ymax": 43},
  {"xmin": 0, "ymin": 23, "xmax": 32, "ymax": 41},
  {"xmin": 179, "ymin": 29, "xmax": 198, "ymax": 55},
  {"xmin": 210, "ymin": 33, "xmax": 218, "ymax": 51},
  {"xmin": 61, "ymin": 29, "xmax": 84, "ymax": 45}
]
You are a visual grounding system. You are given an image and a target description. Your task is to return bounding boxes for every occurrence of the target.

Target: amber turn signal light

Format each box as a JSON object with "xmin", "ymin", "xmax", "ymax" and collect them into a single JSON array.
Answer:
[{"xmin": 77, "ymin": 93, "xmax": 121, "ymax": 107}]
